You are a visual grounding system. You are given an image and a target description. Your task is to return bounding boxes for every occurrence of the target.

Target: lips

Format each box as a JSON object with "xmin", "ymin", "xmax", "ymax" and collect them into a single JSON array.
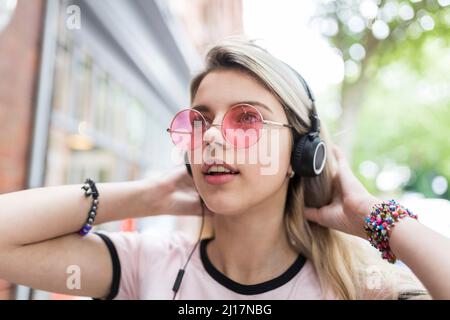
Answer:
[
  {"xmin": 201, "ymin": 160, "xmax": 240, "ymax": 186},
  {"xmin": 201, "ymin": 161, "xmax": 240, "ymax": 175}
]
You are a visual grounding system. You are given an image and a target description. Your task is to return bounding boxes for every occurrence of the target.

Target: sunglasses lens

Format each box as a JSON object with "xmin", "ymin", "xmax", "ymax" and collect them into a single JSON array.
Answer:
[
  {"xmin": 223, "ymin": 105, "xmax": 263, "ymax": 148},
  {"xmin": 169, "ymin": 109, "xmax": 205, "ymax": 150}
]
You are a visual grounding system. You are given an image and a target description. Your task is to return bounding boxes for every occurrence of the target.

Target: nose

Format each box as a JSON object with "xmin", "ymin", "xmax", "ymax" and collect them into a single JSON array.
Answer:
[{"xmin": 203, "ymin": 115, "xmax": 226, "ymax": 149}]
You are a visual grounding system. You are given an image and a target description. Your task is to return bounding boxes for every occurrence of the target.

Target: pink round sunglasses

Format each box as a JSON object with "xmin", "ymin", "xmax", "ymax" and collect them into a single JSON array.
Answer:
[{"xmin": 166, "ymin": 103, "xmax": 293, "ymax": 150}]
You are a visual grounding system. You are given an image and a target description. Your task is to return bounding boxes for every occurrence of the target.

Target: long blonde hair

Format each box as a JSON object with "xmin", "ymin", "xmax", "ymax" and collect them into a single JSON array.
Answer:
[{"xmin": 189, "ymin": 37, "xmax": 429, "ymax": 299}]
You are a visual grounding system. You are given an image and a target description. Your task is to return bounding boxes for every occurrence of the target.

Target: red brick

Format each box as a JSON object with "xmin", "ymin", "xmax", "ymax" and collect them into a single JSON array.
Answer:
[{"xmin": 0, "ymin": 0, "xmax": 45, "ymax": 299}]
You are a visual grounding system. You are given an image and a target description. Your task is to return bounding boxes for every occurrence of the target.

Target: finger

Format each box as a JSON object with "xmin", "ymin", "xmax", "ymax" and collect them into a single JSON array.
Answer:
[
  {"xmin": 303, "ymin": 206, "xmax": 321, "ymax": 224},
  {"xmin": 332, "ymin": 146, "xmax": 366, "ymax": 195},
  {"xmin": 331, "ymin": 169, "xmax": 341, "ymax": 194},
  {"xmin": 332, "ymin": 145, "xmax": 344, "ymax": 162},
  {"xmin": 304, "ymin": 169, "xmax": 341, "ymax": 225},
  {"xmin": 332, "ymin": 145, "xmax": 350, "ymax": 170},
  {"xmin": 171, "ymin": 165, "xmax": 195, "ymax": 188},
  {"xmin": 169, "ymin": 165, "xmax": 188, "ymax": 181},
  {"xmin": 304, "ymin": 200, "xmax": 342, "ymax": 229},
  {"xmin": 304, "ymin": 204, "xmax": 333, "ymax": 226},
  {"xmin": 327, "ymin": 169, "xmax": 342, "ymax": 204}
]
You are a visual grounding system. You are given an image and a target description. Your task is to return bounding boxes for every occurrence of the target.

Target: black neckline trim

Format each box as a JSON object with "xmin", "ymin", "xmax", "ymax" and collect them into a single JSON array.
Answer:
[{"xmin": 200, "ymin": 238, "xmax": 307, "ymax": 295}]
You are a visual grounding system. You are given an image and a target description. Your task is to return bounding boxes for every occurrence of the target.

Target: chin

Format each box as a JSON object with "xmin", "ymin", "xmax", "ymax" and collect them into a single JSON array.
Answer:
[{"xmin": 201, "ymin": 192, "xmax": 245, "ymax": 215}]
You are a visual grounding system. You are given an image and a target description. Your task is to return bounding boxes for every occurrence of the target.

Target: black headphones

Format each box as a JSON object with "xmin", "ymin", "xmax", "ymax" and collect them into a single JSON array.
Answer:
[
  {"xmin": 184, "ymin": 63, "xmax": 326, "ymax": 178},
  {"xmin": 287, "ymin": 64, "xmax": 327, "ymax": 177}
]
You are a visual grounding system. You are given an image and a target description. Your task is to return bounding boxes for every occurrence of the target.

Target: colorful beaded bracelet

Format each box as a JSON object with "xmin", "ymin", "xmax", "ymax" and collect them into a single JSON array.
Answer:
[
  {"xmin": 79, "ymin": 178, "xmax": 99, "ymax": 236},
  {"xmin": 364, "ymin": 199, "xmax": 418, "ymax": 264}
]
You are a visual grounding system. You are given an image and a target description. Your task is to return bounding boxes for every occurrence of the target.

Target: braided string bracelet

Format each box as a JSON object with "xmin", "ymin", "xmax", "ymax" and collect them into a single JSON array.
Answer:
[
  {"xmin": 79, "ymin": 178, "xmax": 99, "ymax": 236},
  {"xmin": 364, "ymin": 199, "xmax": 418, "ymax": 264}
]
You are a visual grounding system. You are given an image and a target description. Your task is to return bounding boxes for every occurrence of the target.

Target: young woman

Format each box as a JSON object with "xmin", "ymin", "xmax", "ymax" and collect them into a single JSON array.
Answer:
[{"xmin": 0, "ymin": 38, "xmax": 449, "ymax": 300}]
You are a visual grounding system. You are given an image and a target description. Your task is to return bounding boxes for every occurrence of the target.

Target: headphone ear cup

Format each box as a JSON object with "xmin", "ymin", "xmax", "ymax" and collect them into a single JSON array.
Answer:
[
  {"xmin": 291, "ymin": 134, "xmax": 327, "ymax": 177},
  {"xmin": 186, "ymin": 163, "xmax": 193, "ymax": 177},
  {"xmin": 291, "ymin": 135, "xmax": 308, "ymax": 176},
  {"xmin": 184, "ymin": 153, "xmax": 193, "ymax": 177}
]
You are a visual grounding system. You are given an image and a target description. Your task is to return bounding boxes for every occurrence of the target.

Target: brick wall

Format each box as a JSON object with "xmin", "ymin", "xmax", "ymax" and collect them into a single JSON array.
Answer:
[{"xmin": 0, "ymin": 0, "xmax": 45, "ymax": 299}]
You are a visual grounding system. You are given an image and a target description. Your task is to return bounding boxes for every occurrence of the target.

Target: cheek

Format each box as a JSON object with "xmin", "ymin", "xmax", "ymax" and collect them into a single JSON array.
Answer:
[
  {"xmin": 231, "ymin": 130, "xmax": 291, "ymax": 195},
  {"xmin": 246, "ymin": 129, "xmax": 291, "ymax": 177}
]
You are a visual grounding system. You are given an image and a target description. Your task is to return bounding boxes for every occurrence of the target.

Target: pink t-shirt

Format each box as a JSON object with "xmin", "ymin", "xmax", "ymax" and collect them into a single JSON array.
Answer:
[{"xmin": 94, "ymin": 230, "xmax": 331, "ymax": 300}]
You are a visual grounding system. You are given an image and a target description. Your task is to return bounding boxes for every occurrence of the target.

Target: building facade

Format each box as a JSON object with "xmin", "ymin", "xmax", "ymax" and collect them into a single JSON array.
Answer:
[{"xmin": 0, "ymin": 0, "xmax": 242, "ymax": 300}]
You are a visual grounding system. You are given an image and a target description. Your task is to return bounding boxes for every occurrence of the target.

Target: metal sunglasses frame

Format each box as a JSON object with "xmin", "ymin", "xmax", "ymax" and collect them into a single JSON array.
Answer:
[{"xmin": 166, "ymin": 103, "xmax": 293, "ymax": 148}]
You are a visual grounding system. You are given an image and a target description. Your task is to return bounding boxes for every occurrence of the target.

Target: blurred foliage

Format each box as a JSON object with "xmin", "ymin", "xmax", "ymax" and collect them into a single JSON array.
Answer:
[
  {"xmin": 353, "ymin": 37, "xmax": 450, "ymax": 199},
  {"xmin": 314, "ymin": 0, "xmax": 450, "ymax": 199},
  {"xmin": 314, "ymin": 0, "xmax": 450, "ymax": 79}
]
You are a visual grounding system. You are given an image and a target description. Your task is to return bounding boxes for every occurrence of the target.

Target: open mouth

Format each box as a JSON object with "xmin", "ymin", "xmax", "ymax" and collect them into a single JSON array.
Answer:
[
  {"xmin": 202, "ymin": 164, "xmax": 240, "ymax": 185},
  {"xmin": 203, "ymin": 165, "xmax": 240, "ymax": 175},
  {"xmin": 205, "ymin": 172, "xmax": 239, "ymax": 175}
]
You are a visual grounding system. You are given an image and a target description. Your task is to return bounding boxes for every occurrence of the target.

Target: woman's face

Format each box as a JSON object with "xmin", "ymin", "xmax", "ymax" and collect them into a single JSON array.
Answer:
[{"xmin": 189, "ymin": 69, "xmax": 293, "ymax": 214}]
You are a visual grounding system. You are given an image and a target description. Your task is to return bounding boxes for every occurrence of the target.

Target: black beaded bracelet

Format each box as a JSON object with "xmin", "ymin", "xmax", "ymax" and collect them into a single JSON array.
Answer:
[{"xmin": 79, "ymin": 178, "xmax": 99, "ymax": 236}]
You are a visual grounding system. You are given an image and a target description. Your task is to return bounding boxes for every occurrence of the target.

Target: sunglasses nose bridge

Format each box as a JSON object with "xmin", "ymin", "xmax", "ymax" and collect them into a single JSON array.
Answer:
[
  {"xmin": 203, "ymin": 109, "xmax": 228, "ymax": 137},
  {"xmin": 203, "ymin": 122, "xmax": 226, "ymax": 146}
]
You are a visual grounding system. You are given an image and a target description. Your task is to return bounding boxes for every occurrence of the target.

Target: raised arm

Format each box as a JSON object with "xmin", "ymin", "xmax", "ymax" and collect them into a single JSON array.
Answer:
[
  {"xmin": 388, "ymin": 216, "xmax": 450, "ymax": 299},
  {"xmin": 304, "ymin": 146, "xmax": 450, "ymax": 299},
  {"xmin": 0, "ymin": 166, "xmax": 203, "ymax": 298}
]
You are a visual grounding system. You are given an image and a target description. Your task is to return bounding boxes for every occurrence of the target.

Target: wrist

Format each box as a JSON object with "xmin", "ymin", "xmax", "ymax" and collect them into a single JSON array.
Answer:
[
  {"xmin": 358, "ymin": 195, "xmax": 381, "ymax": 217},
  {"xmin": 363, "ymin": 199, "xmax": 419, "ymax": 263},
  {"xmin": 354, "ymin": 196, "xmax": 381, "ymax": 239},
  {"xmin": 134, "ymin": 178, "xmax": 174, "ymax": 217}
]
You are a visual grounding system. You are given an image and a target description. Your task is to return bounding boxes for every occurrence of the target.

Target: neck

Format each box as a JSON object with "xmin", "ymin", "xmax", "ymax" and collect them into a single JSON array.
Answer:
[{"xmin": 206, "ymin": 182, "xmax": 299, "ymax": 285}]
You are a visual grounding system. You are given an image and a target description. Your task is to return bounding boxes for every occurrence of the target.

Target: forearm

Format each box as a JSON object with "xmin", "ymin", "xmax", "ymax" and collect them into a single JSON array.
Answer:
[
  {"xmin": 0, "ymin": 279, "xmax": 11, "ymax": 300},
  {"xmin": 389, "ymin": 217, "xmax": 450, "ymax": 299},
  {"xmin": 0, "ymin": 180, "xmax": 158, "ymax": 248}
]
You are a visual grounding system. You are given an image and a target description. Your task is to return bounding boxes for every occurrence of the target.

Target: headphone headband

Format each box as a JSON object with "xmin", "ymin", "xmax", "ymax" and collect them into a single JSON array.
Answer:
[
  {"xmin": 280, "ymin": 60, "xmax": 327, "ymax": 177},
  {"xmin": 280, "ymin": 61, "xmax": 320, "ymax": 134}
]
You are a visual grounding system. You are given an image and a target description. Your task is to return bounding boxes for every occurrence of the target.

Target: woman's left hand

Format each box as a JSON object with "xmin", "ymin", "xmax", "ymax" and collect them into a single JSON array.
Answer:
[{"xmin": 304, "ymin": 146, "xmax": 380, "ymax": 239}]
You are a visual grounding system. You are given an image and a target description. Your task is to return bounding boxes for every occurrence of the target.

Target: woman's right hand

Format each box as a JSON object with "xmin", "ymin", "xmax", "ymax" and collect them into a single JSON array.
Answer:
[{"xmin": 143, "ymin": 166, "xmax": 214, "ymax": 217}]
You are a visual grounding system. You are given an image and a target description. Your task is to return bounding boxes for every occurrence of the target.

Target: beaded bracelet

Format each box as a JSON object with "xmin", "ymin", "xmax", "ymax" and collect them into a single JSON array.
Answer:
[
  {"xmin": 79, "ymin": 178, "xmax": 99, "ymax": 236},
  {"xmin": 364, "ymin": 199, "xmax": 418, "ymax": 264}
]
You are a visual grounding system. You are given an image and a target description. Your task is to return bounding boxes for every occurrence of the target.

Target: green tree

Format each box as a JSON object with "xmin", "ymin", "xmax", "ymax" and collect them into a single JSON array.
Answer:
[{"xmin": 313, "ymin": 0, "xmax": 450, "ymax": 159}]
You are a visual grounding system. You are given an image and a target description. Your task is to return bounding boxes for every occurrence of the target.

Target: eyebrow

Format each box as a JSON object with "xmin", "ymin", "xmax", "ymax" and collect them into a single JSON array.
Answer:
[{"xmin": 192, "ymin": 101, "xmax": 273, "ymax": 114}]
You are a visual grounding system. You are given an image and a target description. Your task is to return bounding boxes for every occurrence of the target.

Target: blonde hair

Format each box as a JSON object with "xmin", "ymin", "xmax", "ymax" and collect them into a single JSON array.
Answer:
[{"xmin": 189, "ymin": 36, "xmax": 429, "ymax": 300}]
